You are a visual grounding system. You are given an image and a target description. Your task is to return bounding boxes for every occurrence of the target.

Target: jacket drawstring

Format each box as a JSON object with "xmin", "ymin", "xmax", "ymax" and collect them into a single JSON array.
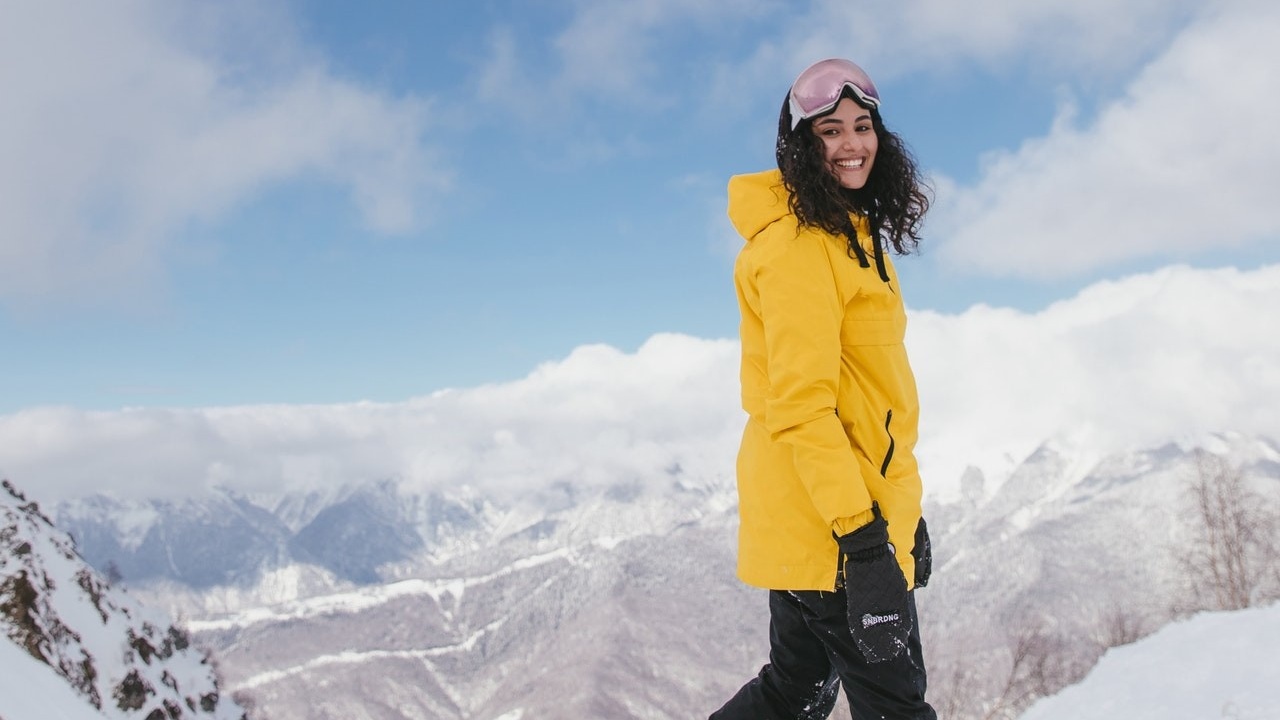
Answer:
[
  {"xmin": 871, "ymin": 229, "xmax": 890, "ymax": 283},
  {"xmin": 844, "ymin": 215, "xmax": 871, "ymax": 269},
  {"xmin": 848, "ymin": 213, "xmax": 891, "ymax": 284},
  {"xmin": 867, "ymin": 210, "xmax": 890, "ymax": 284}
]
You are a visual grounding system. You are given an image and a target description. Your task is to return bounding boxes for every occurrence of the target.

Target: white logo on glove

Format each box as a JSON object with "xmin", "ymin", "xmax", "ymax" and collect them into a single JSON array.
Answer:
[{"xmin": 861, "ymin": 612, "xmax": 901, "ymax": 629}]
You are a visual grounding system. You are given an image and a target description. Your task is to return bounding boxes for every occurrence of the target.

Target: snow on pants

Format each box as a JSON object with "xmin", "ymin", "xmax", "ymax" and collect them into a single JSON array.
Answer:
[{"xmin": 709, "ymin": 588, "xmax": 936, "ymax": 720}]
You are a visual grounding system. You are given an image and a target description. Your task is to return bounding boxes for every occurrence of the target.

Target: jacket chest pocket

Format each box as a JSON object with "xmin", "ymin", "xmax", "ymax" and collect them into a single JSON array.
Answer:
[
  {"xmin": 840, "ymin": 316, "xmax": 904, "ymax": 347},
  {"xmin": 840, "ymin": 280, "xmax": 906, "ymax": 347}
]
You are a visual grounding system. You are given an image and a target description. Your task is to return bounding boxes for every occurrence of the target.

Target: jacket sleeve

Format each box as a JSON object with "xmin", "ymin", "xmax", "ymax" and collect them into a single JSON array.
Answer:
[{"xmin": 754, "ymin": 232, "xmax": 873, "ymax": 527}]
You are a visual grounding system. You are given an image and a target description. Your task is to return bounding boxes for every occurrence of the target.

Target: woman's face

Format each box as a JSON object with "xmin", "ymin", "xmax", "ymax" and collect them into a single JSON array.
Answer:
[{"xmin": 810, "ymin": 96, "xmax": 878, "ymax": 190}]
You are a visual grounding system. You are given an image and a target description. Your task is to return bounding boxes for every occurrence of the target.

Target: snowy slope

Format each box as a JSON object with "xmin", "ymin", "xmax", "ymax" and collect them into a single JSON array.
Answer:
[
  {"xmin": 0, "ymin": 480, "xmax": 246, "ymax": 720},
  {"xmin": 1020, "ymin": 603, "xmax": 1280, "ymax": 720},
  {"xmin": 0, "ymin": 637, "xmax": 106, "ymax": 720}
]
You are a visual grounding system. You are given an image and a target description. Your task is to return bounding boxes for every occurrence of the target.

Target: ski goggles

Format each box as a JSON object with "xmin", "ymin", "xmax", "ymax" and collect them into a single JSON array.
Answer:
[{"xmin": 787, "ymin": 58, "xmax": 880, "ymax": 130}]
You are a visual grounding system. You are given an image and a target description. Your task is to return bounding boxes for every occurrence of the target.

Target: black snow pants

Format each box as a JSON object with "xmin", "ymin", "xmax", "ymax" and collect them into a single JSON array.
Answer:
[{"xmin": 710, "ymin": 589, "xmax": 936, "ymax": 720}]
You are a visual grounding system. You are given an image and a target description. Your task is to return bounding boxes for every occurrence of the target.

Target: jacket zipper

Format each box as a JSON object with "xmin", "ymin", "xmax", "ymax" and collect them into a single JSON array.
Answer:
[
  {"xmin": 879, "ymin": 409, "xmax": 895, "ymax": 477},
  {"xmin": 837, "ymin": 409, "xmax": 896, "ymax": 588}
]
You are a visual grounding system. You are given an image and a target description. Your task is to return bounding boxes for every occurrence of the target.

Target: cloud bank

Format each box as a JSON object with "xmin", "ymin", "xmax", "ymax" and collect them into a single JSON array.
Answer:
[
  {"xmin": 3, "ymin": 265, "xmax": 1277, "ymax": 505},
  {"xmin": 930, "ymin": 0, "xmax": 1280, "ymax": 278},
  {"xmin": 0, "ymin": 0, "xmax": 445, "ymax": 310},
  {"xmin": 0, "ymin": 334, "xmax": 744, "ymax": 504},
  {"xmin": 909, "ymin": 264, "xmax": 1280, "ymax": 491}
]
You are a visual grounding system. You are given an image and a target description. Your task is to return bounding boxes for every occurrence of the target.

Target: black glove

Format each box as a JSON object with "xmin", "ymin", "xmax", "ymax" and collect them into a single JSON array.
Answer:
[
  {"xmin": 912, "ymin": 517, "xmax": 932, "ymax": 588},
  {"xmin": 835, "ymin": 506, "xmax": 911, "ymax": 663}
]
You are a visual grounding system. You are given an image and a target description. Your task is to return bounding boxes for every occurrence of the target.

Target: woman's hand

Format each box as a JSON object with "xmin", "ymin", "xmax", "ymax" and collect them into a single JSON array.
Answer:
[{"xmin": 835, "ymin": 506, "xmax": 911, "ymax": 663}]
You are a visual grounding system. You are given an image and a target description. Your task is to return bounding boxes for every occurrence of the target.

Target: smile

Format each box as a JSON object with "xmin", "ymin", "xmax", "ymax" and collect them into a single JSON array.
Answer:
[{"xmin": 835, "ymin": 158, "xmax": 865, "ymax": 169}]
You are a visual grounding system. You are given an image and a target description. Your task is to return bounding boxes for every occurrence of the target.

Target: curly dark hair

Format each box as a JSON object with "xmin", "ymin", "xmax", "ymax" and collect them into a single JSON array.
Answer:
[{"xmin": 776, "ymin": 87, "xmax": 931, "ymax": 270}]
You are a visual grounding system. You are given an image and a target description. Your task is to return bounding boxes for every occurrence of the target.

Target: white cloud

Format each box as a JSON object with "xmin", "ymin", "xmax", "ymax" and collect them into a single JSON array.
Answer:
[
  {"xmin": 930, "ymin": 0, "xmax": 1280, "ymax": 278},
  {"xmin": 2, "ymin": 266, "xmax": 1278, "ymax": 506},
  {"xmin": 703, "ymin": 0, "xmax": 1208, "ymax": 169},
  {"xmin": 0, "ymin": 334, "xmax": 744, "ymax": 504},
  {"xmin": 768, "ymin": 0, "xmax": 1203, "ymax": 80},
  {"xmin": 551, "ymin": 0, "xmax": 771, "ymax": 105},
  {"xmin": 473, "ymin": 0, "xmax": 772, "ymax": 117},
  {"xmin": 908, "ymin": 264, "xmax": 1280, "ymax": 494},
  {"xmin": 0, "ymin": 0, "xmax": 447, "ymax": 310}
]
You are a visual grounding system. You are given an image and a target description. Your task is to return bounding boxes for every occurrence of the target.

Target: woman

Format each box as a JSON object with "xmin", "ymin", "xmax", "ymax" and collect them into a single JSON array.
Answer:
[{"xmin": 710, "ymin": 58, "xmax": 936, "ymax": 719}]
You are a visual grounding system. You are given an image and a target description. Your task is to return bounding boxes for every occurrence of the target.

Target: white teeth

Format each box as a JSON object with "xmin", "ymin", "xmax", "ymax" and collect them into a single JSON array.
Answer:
[{"xmin": 836, "ymin": 159, "xmax": 864, "ymax": 169}]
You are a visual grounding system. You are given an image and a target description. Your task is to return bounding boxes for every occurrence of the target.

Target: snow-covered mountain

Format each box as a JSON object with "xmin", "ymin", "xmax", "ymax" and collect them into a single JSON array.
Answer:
[
  {"xmin": 37, "ymin": 431, "xmax": 1280, "ymax": 720},
  {"xmin": 51, "ymin": 469, "xmax": 760, "ymax": 719},
  {"xmin": 56, "ymin": 480, "xmax": 488, "ymax": 591},
  {"xmin": 0, "ymin": 480, "xmax": 247, "ymax": 720},
  {"xmin": 919, "ymin": 432, "xmax": 1280, "ymax": 718}
]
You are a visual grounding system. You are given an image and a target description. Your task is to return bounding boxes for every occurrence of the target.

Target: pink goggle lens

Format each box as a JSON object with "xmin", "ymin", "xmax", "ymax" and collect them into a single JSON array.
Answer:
[{"xmin": 787, "ymin": 58, "xmax": 880, "ymax": 130}]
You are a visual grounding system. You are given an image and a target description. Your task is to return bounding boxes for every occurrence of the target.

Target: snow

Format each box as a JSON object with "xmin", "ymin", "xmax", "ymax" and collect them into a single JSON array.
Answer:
[
  {"xmin": 0, "ymin": 639, "xmax": 106, "ymax": 720},
  {"xmin": 0, "ymin": 481, "xmax": 246, "ymax": 720},
  {"xmin": 186, "ymin": 547, "xmax": 578, "ymax": 633},
  {"xmin": 1020, "ymin": 602, "xmax": 1280, "ymax": 720}
]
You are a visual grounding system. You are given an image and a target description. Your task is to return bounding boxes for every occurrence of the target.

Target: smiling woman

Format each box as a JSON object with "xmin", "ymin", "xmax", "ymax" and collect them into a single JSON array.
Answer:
[
  {"xmin": 812, "ymin": 99, "xmax": 879, "ymax": 189},
  {"xmin": 711, "ymin": 57, "xmax": 937, "ymax": 719}
]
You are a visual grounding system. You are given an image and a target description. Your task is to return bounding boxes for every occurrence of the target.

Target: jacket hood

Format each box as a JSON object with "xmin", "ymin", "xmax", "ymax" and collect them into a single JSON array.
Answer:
[
  {"xmin": 727, "ymin": 169, "xmax": 791, "ymax": 243},
  {"xmin": 727, "ymin": 168, "xmax": 891, "ymax": 282}
]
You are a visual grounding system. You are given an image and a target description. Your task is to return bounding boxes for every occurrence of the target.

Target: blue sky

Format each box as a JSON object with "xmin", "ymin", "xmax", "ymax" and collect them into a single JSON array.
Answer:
[{"xmin": 2, "ymin": 0, "xmax": 1277, "ymax": 413}]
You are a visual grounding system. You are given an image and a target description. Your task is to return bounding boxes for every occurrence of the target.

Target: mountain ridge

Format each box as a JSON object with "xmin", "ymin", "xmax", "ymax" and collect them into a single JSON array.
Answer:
[
  {"xmin": 1, "ymin": 479, "xmax": 248, "ymax": 720},
  {"xmin": 33, "ymin": 431, "xmax": 1280, "ymax": 719}
]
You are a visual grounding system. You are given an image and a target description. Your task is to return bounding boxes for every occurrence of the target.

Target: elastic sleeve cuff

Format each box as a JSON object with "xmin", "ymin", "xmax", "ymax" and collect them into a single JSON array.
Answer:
[{"xmin": 831, "ymin": 508, "xmax": 876, "ymax": 537}]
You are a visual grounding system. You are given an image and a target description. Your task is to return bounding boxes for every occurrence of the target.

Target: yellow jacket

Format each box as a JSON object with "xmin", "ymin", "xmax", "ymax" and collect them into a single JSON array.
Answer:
[{"xmin": 729, "ymin": 169, "xmax": 923, "ymax": 591}]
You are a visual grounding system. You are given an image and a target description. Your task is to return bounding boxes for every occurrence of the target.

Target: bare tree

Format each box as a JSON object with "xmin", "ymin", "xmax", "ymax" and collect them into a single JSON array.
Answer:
[
  {"xmin": 1090, "ymin": 601, "xmax": 1149, "ymax": 650},
  {"xmin": 231, "ymin": 689, "xmax": 264, "ymax": 720},
  {"xmin": 1180, "ymin": 453, "xmax": 1279, "ymax": 611},
  {"xmin": 931, "ymin": 656, "xmax": 985, "ymax": 720},
  {"xmin": 970, "ymin": 626, "xmax": 1086, "ymax": 720}
]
